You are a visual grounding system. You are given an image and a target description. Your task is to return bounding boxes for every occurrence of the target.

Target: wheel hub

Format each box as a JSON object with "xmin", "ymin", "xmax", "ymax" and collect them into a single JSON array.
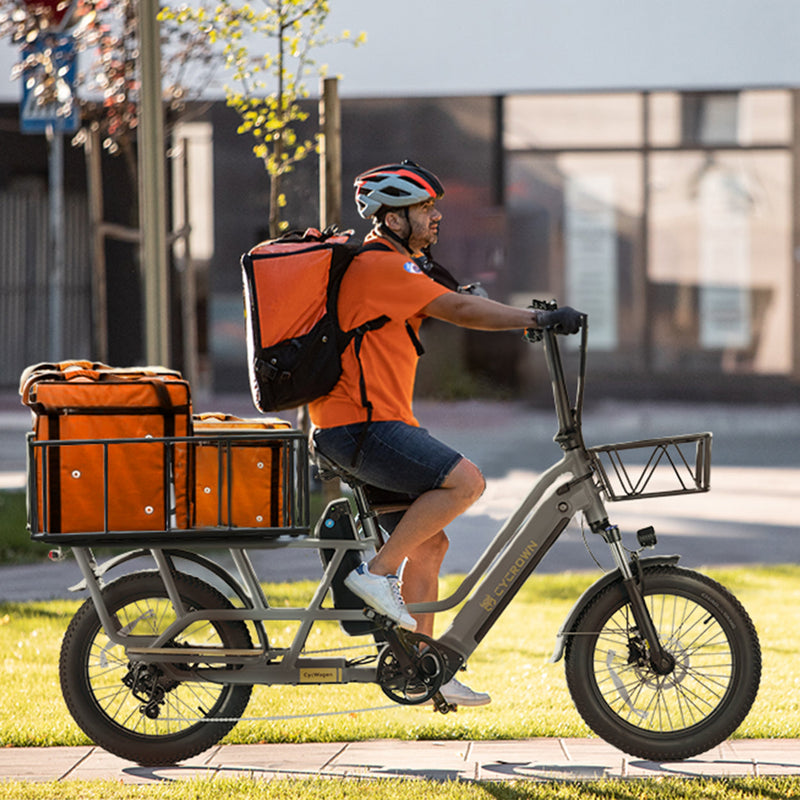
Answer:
[
  {"xmin": 628, "ymin": 633, "xmax": 678, "ymax": 677},
  {"xmin": 635, "ymin": 644, "xmax": 689, "ymax": 688}
]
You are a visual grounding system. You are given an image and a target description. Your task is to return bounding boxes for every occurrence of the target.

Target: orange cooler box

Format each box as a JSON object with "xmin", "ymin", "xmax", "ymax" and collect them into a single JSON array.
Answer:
[
  {"xmin": 20, "ymin": 362, "xmax": 192, "ymax": 534},
  {"xmin": 192, "ymin": 413, "xmax": 293, "ymax": 529}
]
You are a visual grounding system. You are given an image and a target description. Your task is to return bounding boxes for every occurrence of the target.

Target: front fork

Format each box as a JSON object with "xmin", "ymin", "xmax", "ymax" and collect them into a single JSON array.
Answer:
[{"xmin": 599, "ymin": 523, "xmax": 675, "ymax": 675}]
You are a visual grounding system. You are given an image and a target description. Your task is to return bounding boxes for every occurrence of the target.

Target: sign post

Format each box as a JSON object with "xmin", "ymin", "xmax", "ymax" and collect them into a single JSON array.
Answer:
[
  {"xmin": 20, "ymin": 35, "xmax": 80, "ymax": 135},
  {"xmin": 20, "ymin": 33, "xmax": 79, "ymax": 360}
]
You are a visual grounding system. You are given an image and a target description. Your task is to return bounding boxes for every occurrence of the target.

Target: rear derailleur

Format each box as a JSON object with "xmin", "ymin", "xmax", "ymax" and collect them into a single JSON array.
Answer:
[{"xmin": 123, "ymin": 660, "xmax": 181, "ymax": 720}]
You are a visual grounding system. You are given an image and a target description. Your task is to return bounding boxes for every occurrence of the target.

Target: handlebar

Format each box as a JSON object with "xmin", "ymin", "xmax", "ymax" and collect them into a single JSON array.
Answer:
[{"xmin": 528, "ymin": 307, "xmax": 588, "ymax": 452}]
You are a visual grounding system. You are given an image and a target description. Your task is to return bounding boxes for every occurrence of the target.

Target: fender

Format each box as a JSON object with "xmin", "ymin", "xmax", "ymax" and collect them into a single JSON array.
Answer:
[
  {"xmin": 550, "ymin": 554, "xmax": 680, "ymax": 663},
  {"xmin": 68, "ymin": 548, "xmax": 254, "ymax": 611}
]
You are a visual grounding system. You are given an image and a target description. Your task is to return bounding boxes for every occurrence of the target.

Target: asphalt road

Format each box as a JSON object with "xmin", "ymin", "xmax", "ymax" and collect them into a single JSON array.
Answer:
[{"xmin": 0, "ymin": 393, "xmax": 798, "ymax": 601}]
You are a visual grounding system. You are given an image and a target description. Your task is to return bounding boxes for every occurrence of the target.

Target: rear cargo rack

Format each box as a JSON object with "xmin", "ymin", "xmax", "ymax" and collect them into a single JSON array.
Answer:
[
  {"xmin": 26, "ymin": 430, "xmax": 310, "ymax": 546},
  {"xmin": 588, "ymin": 432, "xmax": 712, "ymax": 501}
]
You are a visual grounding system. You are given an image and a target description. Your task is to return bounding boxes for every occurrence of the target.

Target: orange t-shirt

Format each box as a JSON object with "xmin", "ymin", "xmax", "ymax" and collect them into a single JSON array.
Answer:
[{"xmin": 308, "ymin": 237, "xmax": 451, "ymax": 428}]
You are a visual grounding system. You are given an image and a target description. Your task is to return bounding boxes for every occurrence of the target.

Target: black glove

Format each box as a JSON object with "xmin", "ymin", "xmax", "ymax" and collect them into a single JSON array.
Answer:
[{"xmin": 536, "ymin": 306, "xmax": 584, "ymax": 335}]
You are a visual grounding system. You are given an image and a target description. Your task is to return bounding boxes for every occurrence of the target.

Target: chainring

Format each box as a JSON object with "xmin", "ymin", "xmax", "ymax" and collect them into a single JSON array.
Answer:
[{"xmin": 376, "ymin": 633, "xmax": 445, "ymax": 705}]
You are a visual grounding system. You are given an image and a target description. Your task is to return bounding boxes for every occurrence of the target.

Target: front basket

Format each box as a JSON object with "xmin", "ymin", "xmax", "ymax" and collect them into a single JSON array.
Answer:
[{"xmin": 588, "ymin": 432, "xmax": 712, "ymax": 501}]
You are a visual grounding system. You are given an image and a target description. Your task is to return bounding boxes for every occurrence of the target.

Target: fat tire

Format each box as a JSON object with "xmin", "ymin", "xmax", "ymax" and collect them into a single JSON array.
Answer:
[
  {"xmin": 564, "ymin": 565, "xmax": 760, "ymax": 761},
  {"xmin": 59, "ymin": 570, "xmax": 253, "ymax": 766}
]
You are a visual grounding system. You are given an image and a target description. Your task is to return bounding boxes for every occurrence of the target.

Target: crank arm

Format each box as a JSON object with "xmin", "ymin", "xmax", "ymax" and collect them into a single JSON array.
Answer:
[
  {"xmin": 363, "ymin": 609, "xmax": 418, "ymax": 677},
  {"xmin": 431, "ymin": 693, "xmax": 456, "ymax": 714}
]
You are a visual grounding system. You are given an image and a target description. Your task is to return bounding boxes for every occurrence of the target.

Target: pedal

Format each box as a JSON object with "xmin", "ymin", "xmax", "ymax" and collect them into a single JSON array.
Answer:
[
  {"xmin": 431, "ymin": 693, "xmax": 456, "ymax": 714},
  {"xmin": 362, "ymin": 608, "xmax": 400, "ymax": 631}
]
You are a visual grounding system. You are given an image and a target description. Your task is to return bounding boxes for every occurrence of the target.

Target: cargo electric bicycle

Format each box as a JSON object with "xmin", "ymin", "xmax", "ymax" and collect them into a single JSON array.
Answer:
[{"xmin": 27, "ymin": 314, "xmax": 761, "ymax": 766}]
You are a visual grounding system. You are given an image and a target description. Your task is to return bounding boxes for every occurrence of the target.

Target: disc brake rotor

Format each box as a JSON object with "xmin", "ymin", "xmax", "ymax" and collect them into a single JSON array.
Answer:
[{"xmin": 634, "ymin": 643, "xmax": 690, "ymax": 689}]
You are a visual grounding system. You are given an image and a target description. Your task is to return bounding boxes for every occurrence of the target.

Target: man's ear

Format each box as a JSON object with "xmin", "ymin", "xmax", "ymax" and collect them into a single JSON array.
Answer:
[{"xmin": 383, "ymin": 209, "xmax": 406, "ymax": 232}]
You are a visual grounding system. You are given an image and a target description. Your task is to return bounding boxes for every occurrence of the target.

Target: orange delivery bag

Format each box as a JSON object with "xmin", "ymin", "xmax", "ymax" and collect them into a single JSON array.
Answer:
[
  {"xmin": 191, "ymin": 412, "xmax": 295, "ymax": 530},
  {"xmin": 20, "ymin": 361, "xmax": 192, "ymax": 534}
]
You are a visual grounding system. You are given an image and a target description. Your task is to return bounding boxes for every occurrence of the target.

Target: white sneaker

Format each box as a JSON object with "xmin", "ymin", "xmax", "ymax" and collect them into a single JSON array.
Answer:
[
  {"xmin": 344, "ymin": 563, "xmax": 417, "ymax": 631},
  {"xmin": 439, "ymin": 677, "xmax": 491, "ymax": 707}
]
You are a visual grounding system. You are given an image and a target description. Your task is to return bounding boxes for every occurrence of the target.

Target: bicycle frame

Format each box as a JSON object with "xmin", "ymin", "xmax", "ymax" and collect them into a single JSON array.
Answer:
[
  {"xmin": 47, "ymin": 323, "xmax": 709, "ymax": 691},
  {"xmin": 389, "ymin": 325, "xmax": 641, "ymax": 664}
]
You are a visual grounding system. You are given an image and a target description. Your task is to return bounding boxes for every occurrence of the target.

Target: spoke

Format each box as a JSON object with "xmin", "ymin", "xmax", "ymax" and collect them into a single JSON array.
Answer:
[
  {"xmin": 185, "ymin": 679, "xmax": 224, "ymax": 707},
  {"xmin": 164, "ymin": 694, "xmax": 203, "ymax": 727},
  {"xmin": 591, "ymin": 590, "xmax": 739, "ymax": 733},
  {"xmin": 83, "ymin": 595, "xmax": 237, "ymax": 735},
  {"xmin": 90, "ymin": 646, "xmax": 128, "ymax": 670},
  {"xmin": 94, "ymin": 683, "xmax": 132, "ymax": 711},
  {"xmin": 88, "ymin": 656, "xmax": 128, "ymax": 678}
]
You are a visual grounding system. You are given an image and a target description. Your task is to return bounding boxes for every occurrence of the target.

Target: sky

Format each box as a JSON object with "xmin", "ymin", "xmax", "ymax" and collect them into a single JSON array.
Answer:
[{"xmin": 0, "ymin": 0, "xmax": 797, "ymax": 104}]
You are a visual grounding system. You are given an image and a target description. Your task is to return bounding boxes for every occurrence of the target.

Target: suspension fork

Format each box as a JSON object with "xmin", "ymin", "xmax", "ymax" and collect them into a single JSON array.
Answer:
[{"xmin": 601, "ymin": 525, "xmax": 675, "ymax": 675}]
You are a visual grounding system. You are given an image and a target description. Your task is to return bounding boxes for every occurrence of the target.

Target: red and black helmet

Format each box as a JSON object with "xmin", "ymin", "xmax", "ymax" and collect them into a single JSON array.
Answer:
[{"xmin": 354, "ymin": 159, "xmax": 444, "ymax": 219}]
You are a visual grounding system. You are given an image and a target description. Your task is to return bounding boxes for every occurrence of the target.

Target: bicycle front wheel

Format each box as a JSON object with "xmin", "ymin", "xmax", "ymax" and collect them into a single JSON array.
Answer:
[
  {"xmin": 564, "ymin": 565, "xmax": 760, "ymax": 761},
  {"xmin": 59, "ymin": 570, "xmax": 253, "ymax": 766}
]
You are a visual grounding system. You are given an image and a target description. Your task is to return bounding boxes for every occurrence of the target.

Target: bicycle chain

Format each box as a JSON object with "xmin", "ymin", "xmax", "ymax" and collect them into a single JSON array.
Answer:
[{"xmin": 133, "ymin": 640, "xmax": 416, "ymax": 724}]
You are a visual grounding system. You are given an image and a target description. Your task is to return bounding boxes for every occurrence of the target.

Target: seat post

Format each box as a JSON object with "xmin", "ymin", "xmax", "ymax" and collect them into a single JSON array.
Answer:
[
  {"xmin": 351, "ymin": 484, "xmax": 386, "ymax": 547},
  {"xmin": 312, "ymin": 449, "xmax": 407, "ymax": 549}
]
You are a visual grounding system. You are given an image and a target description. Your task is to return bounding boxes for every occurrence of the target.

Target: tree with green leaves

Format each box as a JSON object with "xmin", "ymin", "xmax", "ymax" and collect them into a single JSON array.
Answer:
[
  {"xmin": 160, "ymin": 0, "xmax": 365, "ymax": 237},
  {"xmin": 0, "ymin": 0, "xmax": 213, "ymax": 188}
]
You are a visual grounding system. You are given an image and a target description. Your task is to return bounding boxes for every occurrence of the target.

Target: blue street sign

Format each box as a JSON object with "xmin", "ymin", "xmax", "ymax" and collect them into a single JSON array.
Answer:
[{"xmin": 20, "ymin": 35, "xmax": 80, "ymax": 134}]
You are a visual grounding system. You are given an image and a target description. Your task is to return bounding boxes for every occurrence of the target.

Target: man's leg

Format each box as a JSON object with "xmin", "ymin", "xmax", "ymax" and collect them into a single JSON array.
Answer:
[
  {"xmin": 401, "ymin": 530, "xmax": 449, "ymax": 638},
  {"xmin": 328, "ymin": 423, "xmax": 481, "ymax": 632},
  {"xmin": 394, "ymin": 525, "xmax": 492, "ymax": 706},
  {"xmin": 367, "ymin": 457, "xmax": 484, "ymax": 578}
]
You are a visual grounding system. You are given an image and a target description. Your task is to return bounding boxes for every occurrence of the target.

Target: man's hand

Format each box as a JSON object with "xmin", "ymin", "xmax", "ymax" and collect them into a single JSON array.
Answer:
[{"xmin": 536, "ymin": 306, "xmax": 584, "ymax": 335}]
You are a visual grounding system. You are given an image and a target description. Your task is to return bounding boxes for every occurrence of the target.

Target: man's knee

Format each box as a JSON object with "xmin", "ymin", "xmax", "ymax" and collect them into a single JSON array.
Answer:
[{"xmin": 445, "ymin": 458, "xmax": 486, "ymax": 504}]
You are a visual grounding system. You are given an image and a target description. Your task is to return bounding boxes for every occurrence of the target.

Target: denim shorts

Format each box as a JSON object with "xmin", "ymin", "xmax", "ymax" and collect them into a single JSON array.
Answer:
[{"xmin": 312, "ymin": 421, "xmax": 463, "ymax": 496}]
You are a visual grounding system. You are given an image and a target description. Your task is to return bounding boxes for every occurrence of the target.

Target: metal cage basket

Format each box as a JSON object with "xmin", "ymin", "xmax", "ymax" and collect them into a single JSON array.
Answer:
[
  {"xmin": 588, "ymin": 432, "xmax": 712, "ymax": 501},
  {"xmin": 27, "ymin": 430, "xmax": 311, "ymax": 546}
]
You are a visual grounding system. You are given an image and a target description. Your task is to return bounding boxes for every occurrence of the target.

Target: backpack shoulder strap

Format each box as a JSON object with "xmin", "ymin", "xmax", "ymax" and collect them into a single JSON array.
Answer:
[{"xmin": 358, "ymin": 240, "xmax": 394, "ymax": 254}]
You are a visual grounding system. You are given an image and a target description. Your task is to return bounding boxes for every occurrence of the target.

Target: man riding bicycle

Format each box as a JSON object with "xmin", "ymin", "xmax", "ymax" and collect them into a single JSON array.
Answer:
[{"xmin": 309, "ymin": 160, "xmax": 582, "ymax": 706}]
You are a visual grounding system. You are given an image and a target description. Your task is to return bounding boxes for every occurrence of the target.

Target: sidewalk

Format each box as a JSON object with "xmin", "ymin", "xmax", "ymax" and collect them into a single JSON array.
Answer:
[{"xmin": 2, "ymin": 739, "xmax": 800, "ymax": 783}]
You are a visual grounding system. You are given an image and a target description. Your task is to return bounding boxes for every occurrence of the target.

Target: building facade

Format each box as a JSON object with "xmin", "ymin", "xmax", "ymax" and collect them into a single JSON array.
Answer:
[{"xmin": 0, "ymin": 1, "xmax": 798, "ymax": 401}]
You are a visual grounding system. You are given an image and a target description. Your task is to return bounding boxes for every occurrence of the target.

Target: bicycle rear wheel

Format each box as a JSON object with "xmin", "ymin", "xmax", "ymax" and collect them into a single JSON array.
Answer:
[
  {"xmin": 564, "ymin": 565, "xmax": 760, "ymax": 761},
  {"xmin": 59, "ymin": 570, "xmax": 253, "ymax": 766}
]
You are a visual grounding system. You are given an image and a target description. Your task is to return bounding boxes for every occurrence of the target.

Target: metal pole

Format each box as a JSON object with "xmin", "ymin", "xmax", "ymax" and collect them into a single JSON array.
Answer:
[
  {"xmin": 178, "ymin": 134, "xmax": 199, "ymax": 391},
  {"xmin": 793, "ymin": 89, "xmax": 800, "ymax": 383},
  {"xmin": 316, "ymin": 77, "xmax": 342, "ymax": 501},
  {"xmin": 137, "ymin": 0, "xmax": 170, "ymax": 366},
  {"xmin": 85, "ymin": 126, "xmax": 108, "ymax": 362},
  {"xmin": 641, "ymin": 91, "xmax": 652, "ymax": 375},
  {"xmin": 319, "ymin": 77, "xmax": 341, "ymax": 229},
  {"xmin": 47, "ymin": 124, "xmax": 64, "ymax": 361}
]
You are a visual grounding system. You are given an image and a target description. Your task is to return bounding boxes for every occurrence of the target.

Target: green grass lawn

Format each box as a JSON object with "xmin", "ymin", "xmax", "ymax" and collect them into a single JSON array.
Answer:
[
  {"xmin": 0, "ymin": 564, "xmax": 797, "ymax": 747},
  {"xmin": 1, "ymin": 776, "xmax": 800, "ymax": 800},
  {"xmin": 0, "ymin": 490, "xmax": 30, "ymax": 563}
]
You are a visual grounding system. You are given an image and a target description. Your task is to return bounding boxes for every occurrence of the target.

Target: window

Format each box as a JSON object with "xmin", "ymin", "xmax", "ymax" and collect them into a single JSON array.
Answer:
[{"xmin": 681, "ymin": 92, "xmax": 740, "ymax": 146}]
